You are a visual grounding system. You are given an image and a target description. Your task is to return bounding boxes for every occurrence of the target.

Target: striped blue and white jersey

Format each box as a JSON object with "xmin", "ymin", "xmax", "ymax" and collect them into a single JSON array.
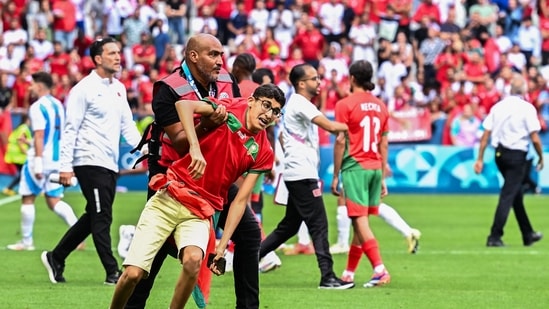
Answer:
[{"xmin": 27, "ymin": 95, "xmax": 65, "ymax": 170}]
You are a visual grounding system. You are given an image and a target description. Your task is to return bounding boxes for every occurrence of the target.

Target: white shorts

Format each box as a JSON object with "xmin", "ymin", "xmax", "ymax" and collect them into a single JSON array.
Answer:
[
  {"xmin": 123, "ymin": 190, "xmax": 210, "ymax": 275},
  {"xmin": 18, "ymin": 163, "xmax": 64, "ymax": 198}
]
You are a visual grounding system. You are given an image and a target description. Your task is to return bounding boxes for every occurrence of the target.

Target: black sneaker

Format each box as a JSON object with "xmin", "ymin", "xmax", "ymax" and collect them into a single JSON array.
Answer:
[
  {"xmin": 523, "ymin": 231, "xmax": 543, "ymax": 246},
  {"xmin": 318, "ymin": 277, "xmax": 355, "ymax": 290},
  {"xmin": 486, "ymin": 238, "xmax": 505, "ymax": 247},
  {"xmin": 105, "ymin": 270, "xmax": 121, "ymax": 285},
  {"xmin": 41, "ymin": 251, "xmax": 66, "ymax": 283}
]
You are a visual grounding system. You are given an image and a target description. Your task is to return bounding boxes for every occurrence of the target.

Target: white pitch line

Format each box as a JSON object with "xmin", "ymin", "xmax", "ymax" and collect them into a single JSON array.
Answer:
[{"xmin": 0, "ymin": 195, "xmax": 20, "ymax": 207}]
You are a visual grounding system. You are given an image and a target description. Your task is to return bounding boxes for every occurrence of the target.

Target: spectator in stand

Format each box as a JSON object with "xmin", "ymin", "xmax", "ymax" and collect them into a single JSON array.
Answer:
[
  {"xmin": 51, "ymin": 0, "xmax": 77, "ymax": 51},
  {"xmin": 132, "ymin": 32, "xmax": 156, "ymax": 75},
  {"xmin": 73, "ymin": 29, "xmax": 93, "ymax": 58},
  {"xmin": 319, "ymin": 68, "xmax": 349, "ymax": 117},
  {"xmin": 319, "ymin": 42, "xmax": 349, "ymax": 82},
  {"xmin": 25, "ymin": 46, "xmax": 45, "ymax": 75},
  {"xmin": 377, "ymin": 5, "xmax": 400, "ymax": 43},
  {"xmin": 3, "ymin": 18, "xmax": 27, "ymax": 65},
  {"xmin": 234, "ymin": 25, "xmax": 262, "ymax": 58},
  {"xmin": 478, "ymin": 77, "xmax": 501, "ymax": 117},
  {"xmin": 503, "ymin": 0, "xmax": 523, "ymax": 43},
  {"xmin": 0, "ymin": 73, "xmax": 13, "ymax": 110},
  {"xmin": 508, "ymin": 43, "xmax": 528, "ymax": 74},
  {"xmin": 392, "ymin": 31, "xmax": 414, "ymax": 74},
  {"xmin": 378, "ymin": 50, "xmax": 407, "ymax": 102},
  {"xmin": 46, "ymin": 41, "xmax": 71, "ymax": 79},
  {"xmin": 52, "ymin": 74, "xmax": 73, "ymax": 104},
  {"xmin": 268, "ymin": 0, "xmax": 294, "ymax": 60},
  {"xmin": 260, "ymin": 46, "xmax": 284, "ymax": 84},
  {"xmin": 462, "ymin": 47, "xmax": 489, "ymax": 91},
  {"xmin": 468, "ymin": 0, "xmax": 499, "ymax": 34},
  {"xmin": 449, "ymin": 103, "xmax": 482, "ymax": 146},
  {"xmin": 517, "ymin": 16, "xmax": 541, "ymax": 69},
  {"xmin": 440, "ymin": 6, "xmax": 462, "ymax": 40},
  {"xmin": 349, "ymin": 12, "xmax": 377, "ymax": 65},
  {"xmin": 417, "ymin": 23, "xmax": 446, "ymax": 91},
  {"xmin": 165, "ymin": 0, "xmax": 187, "ymax": 45},
  {"xmin": 29, "ymin": 27, "xmax": 54, "ymax": 62},
  {"xmin": 214, "ymin": 0, "xmax": 235, "ymax": 45},
  {"xmin": 495, "ymin": 65, "xmax": 514, "ymax": 97},
  {"xmin": 249, "ymin": 0, "xmax": 270, "ymax": 40},
  {"xmin": 318, "ymin": 0, "xmax": 345, "ymax": 44},
  {"xmin": 192, "ymin": 5, "xmax": 219, "ymax": 37},
  {"xmin": 435, "ymin": 44, "xmax": 460, "ymax": 91},
  {"xmin": 227, "ymin": 1, "xmax": 249, "ymax": 46},
  {"xmin": 122, "ymin": 8, "xmax": 149, "ymax": 71},
  {"xmin": 103, "ymin": 0, "xmax": 134, "ymax": 39},
  {"xmin": 0, "ymin": 44, "xmax": 20, "ymax": 88},
  {"xmin": 494, "ymin": 24, "xmax": 513, "ymax": 55},
  {"xmin": 10, "ymin": 61, "xmax": 31, "ymax": 113},
  {"xmin": 291, "ymin": 17, "xmax": 325, "ymax": 68},
  {"xmin": 412, "ymin": 0, "xmax": 441, "ymax": 25}
]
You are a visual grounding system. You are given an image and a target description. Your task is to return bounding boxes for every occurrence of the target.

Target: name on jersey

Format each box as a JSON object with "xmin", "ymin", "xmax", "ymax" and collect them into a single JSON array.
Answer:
[{"xmin": 360, "ymin": 103, "xmax": 381, "ymax": 112}]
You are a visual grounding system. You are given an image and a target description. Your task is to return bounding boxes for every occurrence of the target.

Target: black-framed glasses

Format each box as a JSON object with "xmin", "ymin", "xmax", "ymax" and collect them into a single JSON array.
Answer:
[
  {"xmin": 300, "ymin": 75, "xmax": 321, "ymax": 82},
  {"xmin": 254, "ymin": 97, "xmax": 283, "ymax": 118}
]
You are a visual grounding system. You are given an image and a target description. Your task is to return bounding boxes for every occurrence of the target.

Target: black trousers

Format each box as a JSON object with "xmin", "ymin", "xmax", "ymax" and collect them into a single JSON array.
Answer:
[
  {"xmin": 489, "ymin": 146, "xmax": 534, "ymax": 240},
  {"xmin": 126, "ymin": 164, "xmax": 261, "ymax": 309},
  {"xmin": 260, "ymin": 179, "xmax": 335, "ymax": 282},
  {"xmin": 52, "ymin": 165, "xmax": 119, "ymax": 276}
]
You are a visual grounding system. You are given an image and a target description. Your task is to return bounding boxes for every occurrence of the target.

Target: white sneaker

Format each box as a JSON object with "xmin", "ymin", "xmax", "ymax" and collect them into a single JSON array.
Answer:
[
  {"xmin": 7, "ymin": 241, "xmax": 35, "ymax": 251},
  {"xmin": 329, "ymin": 243, "xmax": 350, "ymax": 254},
  {"xmin": 224, "ymin": 250, "xmax": 234, "ymax": 272},
  {"xmin": 259, "ymin": 251, "xmax": 282, "ymax": 273},
  {"xmin": 118, "ymin": 225, "xmax": 135, "ymax": 259}
]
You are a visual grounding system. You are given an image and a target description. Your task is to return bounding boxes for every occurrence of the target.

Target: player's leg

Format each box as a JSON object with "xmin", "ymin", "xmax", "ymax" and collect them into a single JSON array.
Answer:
[
  {"xmin": 378, "ymin": 202, "xmax": 421, "ymax": 253},
  {"xmin": 330, "ymin": 190, "xmax": 351, "ymax": 254}
]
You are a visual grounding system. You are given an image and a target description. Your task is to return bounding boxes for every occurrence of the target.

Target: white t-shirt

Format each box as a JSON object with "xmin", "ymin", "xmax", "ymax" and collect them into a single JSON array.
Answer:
[
  {"xmin": 280, "ymin": 93, "xmax": 323, "ymax": 181},
  {"xmin": 482, "ymin": 95, "xmax": 541, "ymax": 152}
]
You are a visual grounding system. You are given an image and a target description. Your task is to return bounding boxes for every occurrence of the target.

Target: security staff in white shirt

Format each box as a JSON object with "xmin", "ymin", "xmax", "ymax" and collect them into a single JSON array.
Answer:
[
  {"xmin": 259, "ymin": 63, "xmax": 353, "ymax": 289},
  {"xmin": 474, "ymin": 74, "xmax": 543, "ymax": 247},
  {"xmin": 40, "ymin": 37, "xmax": 142, "ymax": 285}
]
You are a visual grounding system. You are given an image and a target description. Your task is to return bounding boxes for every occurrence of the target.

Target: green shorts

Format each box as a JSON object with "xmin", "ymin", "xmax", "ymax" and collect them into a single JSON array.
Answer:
[{"xmin": 341, "ymin": 169, "xmax": 382, "ymax": 217}]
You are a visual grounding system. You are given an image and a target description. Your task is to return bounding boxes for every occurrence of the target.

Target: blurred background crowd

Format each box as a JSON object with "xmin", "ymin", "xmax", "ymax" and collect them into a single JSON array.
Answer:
[{"xmin": 2, "ymin": 0, "xmax": 549, "ymax": 152}]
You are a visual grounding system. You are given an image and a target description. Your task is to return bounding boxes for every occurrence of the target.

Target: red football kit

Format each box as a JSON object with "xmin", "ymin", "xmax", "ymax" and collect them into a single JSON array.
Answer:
[
  {"xmin": 335, "ymin": 92, "xmax": 389, "ymax": 170},
  {"xmin": 160, "ymin": 97, "xmax": 275, "ymax": 213}
]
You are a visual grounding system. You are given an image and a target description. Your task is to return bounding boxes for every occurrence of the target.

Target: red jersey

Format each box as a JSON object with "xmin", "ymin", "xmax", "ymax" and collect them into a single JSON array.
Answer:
[
  {"xmin": 335, "ymin": 92, "xmax": 389, "ymax": 171},
  {"xmin": 138, "ymin": 79, "xmax": 154, "ymax": 104},
  {"xmin": 291, "ymin": 29, "xmax": 325, "ymax": 61},
  {"xmin": 238, "ymin": 79, "xmax": 260, "ymax": 98},
  {"xmin": 48, "ymin": 53, "xmax": 71, "ymax": 77},
  {"xmin": 168, "ymin": 97, "xmax": 274, "ymax": 210}
]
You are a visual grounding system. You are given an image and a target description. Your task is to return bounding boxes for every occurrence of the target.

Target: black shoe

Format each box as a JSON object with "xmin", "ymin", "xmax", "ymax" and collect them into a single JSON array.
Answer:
[
  {"xmin": 105, "ymin": 270, "xmax": 121, "ymax": 285},
  {"xmin": 41, "ymin": 251, "xmax": 66, "ymax": 283},
  {"xmin": 318, "ymin": 277, "xmax": 355, "ymax": 290},
  {"xmin": 486, "ymin": 238, "xmax": 505, "ymax": 247},
  {"xmin": 523, "ymin": 231, "xmax": 543, "ymax": 246}
]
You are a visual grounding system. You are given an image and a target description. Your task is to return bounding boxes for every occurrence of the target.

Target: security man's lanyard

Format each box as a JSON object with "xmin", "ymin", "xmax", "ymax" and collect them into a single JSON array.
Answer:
[{"xmin": 181, "ymin": 61, "xmax": 216, "ymax": 99}]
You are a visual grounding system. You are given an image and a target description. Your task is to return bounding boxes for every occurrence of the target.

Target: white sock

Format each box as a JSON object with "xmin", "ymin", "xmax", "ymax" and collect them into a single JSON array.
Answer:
[
  {"xmin": 336, "ymin": 206, "xmax": 351, "ymax": 246},
  {"xmin": 374, "ymin": 264, "xmax": 386, "ymax": 273},
  {"xmin": 297, "ymin": 222, "xmax": 311, "ymax": 245},
  {"xmin": 53, "ymin": 200, "xmax": 78, "ymax": 226},
  {"xmin": 378, "ymin": 203, "xmax": 412, "ymax": 237},
  {"xmin": 21, "ymin": 204, "xmax": 35, "ymax": 245}
]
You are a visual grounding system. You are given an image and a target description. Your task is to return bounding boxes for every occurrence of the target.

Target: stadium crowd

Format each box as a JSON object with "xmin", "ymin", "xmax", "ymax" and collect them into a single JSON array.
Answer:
[{"xmin": 1, "ymin": 0, "xmax": 549, "ymax": 149}]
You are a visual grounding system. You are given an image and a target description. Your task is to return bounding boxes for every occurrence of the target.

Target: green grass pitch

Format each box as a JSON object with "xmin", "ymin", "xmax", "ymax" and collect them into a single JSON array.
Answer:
[{"xmin": 0, "ymin": 192, "xmax": 548, "ymax": 308}]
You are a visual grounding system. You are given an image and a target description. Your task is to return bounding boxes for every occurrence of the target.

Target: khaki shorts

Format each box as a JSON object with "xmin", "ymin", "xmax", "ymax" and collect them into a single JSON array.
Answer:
[{"xmin": 123, "ymin": 190, "xmax": 210, "ymax": 275}]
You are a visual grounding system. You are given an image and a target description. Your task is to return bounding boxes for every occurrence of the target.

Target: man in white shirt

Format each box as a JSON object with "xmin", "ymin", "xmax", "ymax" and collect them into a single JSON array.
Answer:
[
  {"xmin": 29, "ymin": 28, "xmax": 54, "ymax": 61},
  {"xmin": 40, "ymin": 37, "xmax": 142, "ymax": 285},
  {"xmin": 474, "ymin": 74, "xmax": 543, "ymax": 247},
  {"xmin": 259, "ymin": 63, "xmax": 353, "ymax": 289}
]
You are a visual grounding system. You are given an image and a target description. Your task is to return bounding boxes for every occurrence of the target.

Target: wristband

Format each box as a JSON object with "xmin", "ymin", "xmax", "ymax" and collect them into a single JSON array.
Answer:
[{"xmin": 34, "ymin": 157, "xmax": 43, "ymax": 175}]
